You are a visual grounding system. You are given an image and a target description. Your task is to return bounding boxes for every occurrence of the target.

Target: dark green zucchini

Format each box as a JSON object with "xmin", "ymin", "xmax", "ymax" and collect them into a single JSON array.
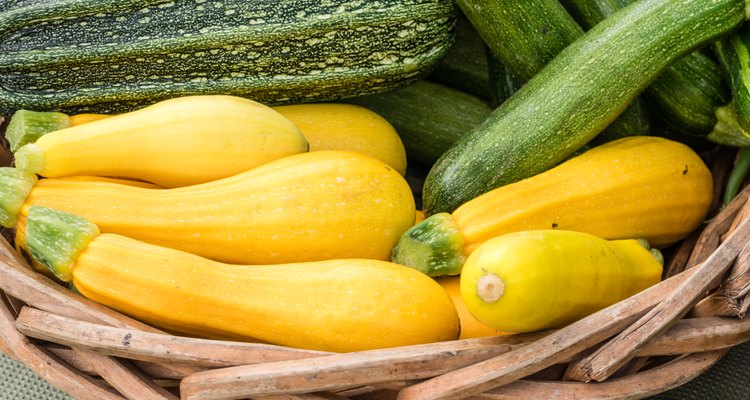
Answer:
[
  {"xmin": 562, "ymin": 0, "xmax": 730, "ymax": 137},
  {"xmin": 427, "ymin": 17, "xmax": 494, "ymax": 103},
  {"xmin": 485, "ymin": 50, "xmax": 523, "ymax": 108},
  {"xmin": 559, "ymin": 0, "xmax": 628, "ymax": 29},
  {"xmin": 423, "ymin": 0, "xmax": 747, "ymax": 215},
  {"xmin": 456, "ymin": 0, "xmax": 583, "ymax": 83},
  {"xmin": 0, "ymin": 0, "xmax": 456, "ymax": 115},
  {"xmin": 347, "ymin": 80, "xmax": 492, "ymax": 166}
]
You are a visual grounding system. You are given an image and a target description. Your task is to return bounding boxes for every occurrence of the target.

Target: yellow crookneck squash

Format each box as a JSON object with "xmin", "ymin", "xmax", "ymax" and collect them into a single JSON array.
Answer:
[
  {"xmin": 11, "ymin": 95, "xmax": 309, "ymax": 188},
  {"xmin": 273, "ymin": 103, "xmax": 408, "ymax": 176},
  {"xmin": 24, "ymin": 206, "xmax": 459, "ymax": 352},
  {"xmin": 460, "ymin": 230, "xmax": 663, "ymax": 333},
  {"xmin": 392, "ymin": 136, "xmax": 713, "ymax": 276},
  {"xmin": 60, "ymin": 103, "xmax": 408, "ymax": 176},
  {"xmin": 2, "ymin": 151, "xmax": 416, "ymax": 264}
]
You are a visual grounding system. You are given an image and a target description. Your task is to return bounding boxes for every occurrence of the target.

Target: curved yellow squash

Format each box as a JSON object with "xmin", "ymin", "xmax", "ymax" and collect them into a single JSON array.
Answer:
[
  {"xmin": 273, "ymin": 103, "xmax": 408, "ymax": 176},
  {"xmin": 14, "ymin": 95, "xmax": 308, "ymax": 188},
  {"xmin": 24, "ymin": 207, "xmax": 459, "ymax": 352},
  {"xmin": 4, "ymin": 151, "xmax": 416, "ymax": 264},
  {"xmin": 64, "ymin": 103, "xmax": 408, "ymax": 176},
  {"xmin": 392, "ymin": 136, "xmax": 713, "ymax": 276},
  {"xmin": 460, "ymin": 230, "xmax": 663, "ymax": 333}
]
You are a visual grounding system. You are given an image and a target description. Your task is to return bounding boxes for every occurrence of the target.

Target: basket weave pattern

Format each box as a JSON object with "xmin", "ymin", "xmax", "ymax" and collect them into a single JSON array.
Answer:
[{"xmin": 1, "ymin": 138, "xmax": 750, "ymax": 400}]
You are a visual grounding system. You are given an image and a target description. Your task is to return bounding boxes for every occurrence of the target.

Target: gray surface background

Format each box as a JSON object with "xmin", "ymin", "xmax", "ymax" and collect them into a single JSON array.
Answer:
[{"xmin": 3, "ymin": 340, "xmax": 750, "ymax": 399}]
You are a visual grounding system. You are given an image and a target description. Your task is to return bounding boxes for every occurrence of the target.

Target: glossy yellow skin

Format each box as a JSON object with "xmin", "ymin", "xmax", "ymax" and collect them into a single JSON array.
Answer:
[
  {"xmin": 453, "ymin": 136, "xmax": 713, "ymax": 250},
  {"xmin": 71, "ymin": 233, "xmax": 459, "ymax": 352},
  {"xmin": 20, "ymin": 151, "xmax": 416, "ymax": 264},
  {"xmin": 17, "ymin": 95, "xmax": 308, "ymax": 187},
  {"xmin": 437, "ymin": 277, "xmax": 506, "ymax": 339},
  {"xmin": 460, "ymin": 230, "xmax": 663, "ymax": 333},
  {"xmin": 274, "ymin": 103, "xmax": 407, "ymax": 176}
]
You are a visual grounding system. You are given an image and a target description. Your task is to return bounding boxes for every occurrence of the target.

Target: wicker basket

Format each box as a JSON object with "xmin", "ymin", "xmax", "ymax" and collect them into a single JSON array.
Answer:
[{"xmin": 1, "ymin": 135, "xmax": 750, "ymax": 400}]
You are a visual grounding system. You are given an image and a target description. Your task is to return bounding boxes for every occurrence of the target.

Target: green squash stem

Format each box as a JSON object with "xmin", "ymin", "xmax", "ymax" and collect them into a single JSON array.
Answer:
[
  {"xmin": 391, "ymin": 213, "xmax": 466, "ymax": 277},
  {"xmin": 5, "ymin": 110, "xmax": 71, "ymax": 152},
  {"xmin": 14, "ymin": 144, "xmax": 46, "ymax": 176},
  {"xmin": 0, "ymin": 168, "xmax": 37, "ymax": 228},
  {"xmin": 26, "ymin": 206, "xmax": 99, "ymax": 282},
  {"xmin": 708, "ymin": 102, "xmax": 750, "ymax": 147}
]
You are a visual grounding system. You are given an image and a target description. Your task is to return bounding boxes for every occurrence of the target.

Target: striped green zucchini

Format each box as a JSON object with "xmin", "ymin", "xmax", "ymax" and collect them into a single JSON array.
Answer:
[
  {"xmin": 0, "ymin": 0, "xmax": 456, "ymax": 115},
  {"xmin": 561, "ymin": 0, "xmax": 730, "ymax": 137},
  {"xmin": 423, "ymin": 0, "xmax": 747, "ymax": 215}
]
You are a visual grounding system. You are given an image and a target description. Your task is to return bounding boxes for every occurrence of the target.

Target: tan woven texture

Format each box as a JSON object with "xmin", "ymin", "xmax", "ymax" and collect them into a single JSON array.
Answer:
[{"xmin": 4, "ymin": 343, "xmax": 750, "ymax": 399}]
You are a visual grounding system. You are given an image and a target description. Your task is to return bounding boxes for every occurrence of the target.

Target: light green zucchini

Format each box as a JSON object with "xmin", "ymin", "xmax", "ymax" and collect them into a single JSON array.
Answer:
[{"xmin": 561, "ymin": 0, "xmax": 730, "ymax": 137}]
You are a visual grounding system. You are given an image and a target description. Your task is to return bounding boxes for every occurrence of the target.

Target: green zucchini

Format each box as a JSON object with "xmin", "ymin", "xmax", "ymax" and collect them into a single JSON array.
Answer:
[
  {"xmin": 456, "ymin": 0, "xmax": 583, "ymax": 83},
  {"xmin": 559, "ymin": 0, "xmax": 628, "ymax": 29},
  {"xmin": 0, "ymin": 0, "xmax": 456, "ymax": 115},
  {"xmin": 561, "ymin": 0, "xmax": 731, "ymax": 137},
  {"xmin": 347, "ymin": 80, "xmax": 493, "ymax": 166},
  {"xmin": 456, "ymin": 0, "xmax": 650, "ymax": 145},
  {"xmin": 485, "ymin": 50, "xmax": 522, "ymax": 108},
  {"xmin": 423, "ymin": 0, "xmax": 747, "ymax": 215},
  {"xmin": 427, "ymin": 17, "xmax": 494, "ymax": 103}
]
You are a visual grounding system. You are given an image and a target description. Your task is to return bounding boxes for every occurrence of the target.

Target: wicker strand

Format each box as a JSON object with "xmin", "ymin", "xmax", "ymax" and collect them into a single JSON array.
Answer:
[{"xmin": 564, "ymin": 218, "xmax": 750, "ymax": 382}]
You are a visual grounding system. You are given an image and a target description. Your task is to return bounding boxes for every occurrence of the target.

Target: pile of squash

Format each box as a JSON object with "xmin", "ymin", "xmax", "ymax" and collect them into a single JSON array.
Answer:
[
  {"xmin": 3, "ymin": 0, "xmax": 745, "ymax": 354},
  {"xmin": 0, "ymin": 93, "xmax": 713, "ymax": 352}
]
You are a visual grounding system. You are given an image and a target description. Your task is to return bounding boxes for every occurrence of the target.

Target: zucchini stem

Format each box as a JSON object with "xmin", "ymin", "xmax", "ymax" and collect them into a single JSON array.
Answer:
[
  {"xmin": 26, "ymin": 206, "xmax": 100, "ymax": 282},
  {"xmin": 0, "ymin": 168, "xmax": 37, "ymax": 228},
  {"xmin": 724, "ymin": 147, "xmax": 750, "ymax": 207},
  {"xmin": 14, "ymin": 144, "xmax": 46, "ymax": 176},
  {"xmin": 5, "ymin": 110, "xmax": 71, "ymax": 152}
]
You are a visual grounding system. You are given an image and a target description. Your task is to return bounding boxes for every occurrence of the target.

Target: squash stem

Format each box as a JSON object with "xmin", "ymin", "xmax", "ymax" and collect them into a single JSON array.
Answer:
[
  {"xmin": 26, "ymin": 206, "xmax": 99, "ymax": 282},
  {"xmin": 5, "ymin": 110, "xmax": 71, "ymax": 152},
  {"xmin": 724, "ymin": 147, "xmax": 750, "ymax": 207},
  {"xmin": 14, "ymin": 143, "xmax": 46, "ymax": 175},
  {"xmin": 391, "ymin": 213, "xmax": 466, "ymax": 276},
  {"xmin": 0, "ymin": 168, "xmax": 37, "ymax": 228},
  {"xmin": 708, "ymin": 102, "xmax": 750, "ymax": 147}
]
